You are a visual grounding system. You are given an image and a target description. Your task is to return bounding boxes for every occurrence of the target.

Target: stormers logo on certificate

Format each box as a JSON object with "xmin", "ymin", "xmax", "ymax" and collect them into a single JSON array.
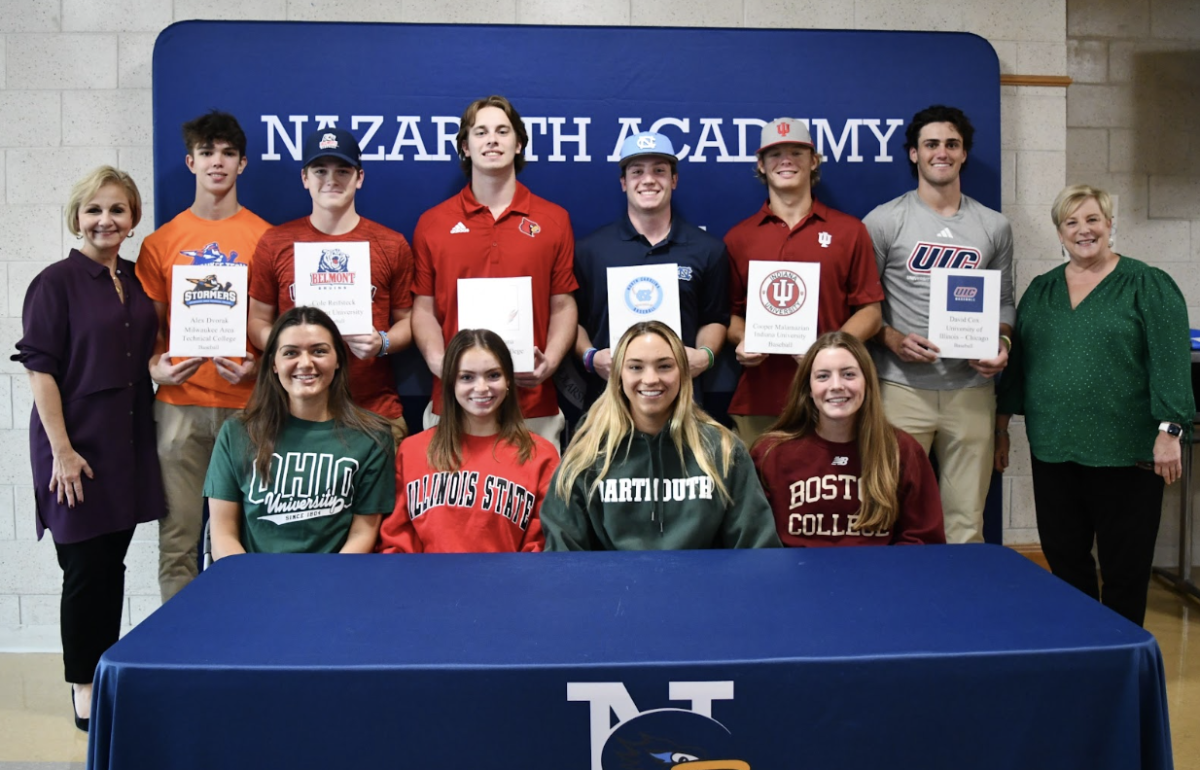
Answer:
[
  {"xmin": 758, "ymin": 269, "xmax": 807, "ymax": 317},
  {"xmin": 743, "ymin": 260, "xmax": 820, "ymax": 355},
  {"xmin": 292, "ymin": 241, "xmax": 374, "ymax": 335},
  {"xmin": 606, "ymin": 263, "xmax": 682, "ymax": 346},
  {"xmin": 169, "ymin": 264, "xmax": 249, "ymax": 358}
]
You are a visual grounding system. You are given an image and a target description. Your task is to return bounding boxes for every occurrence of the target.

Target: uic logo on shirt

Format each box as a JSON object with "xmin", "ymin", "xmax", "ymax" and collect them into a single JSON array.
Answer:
[
  {"xmin": 758, "ymin": 270, "xmax": 807, "ymax": 316},
  {"xmin": 311, "ymin": 248, "xmax": 357, "ymax": 286},
  {"xmin": 182, "ymin": 274, "xmax": 238, "ymax": 308},
  {"xmin": 946, "ymin": 274, "xmax": 985, "ymax": 313},
  {"xmin": 567, "ymin": 680, "xmax": 749, "ymax": 770},
  {"xmin": 625, "ymin": 276, "xmax": 664, "ymax": 315}
]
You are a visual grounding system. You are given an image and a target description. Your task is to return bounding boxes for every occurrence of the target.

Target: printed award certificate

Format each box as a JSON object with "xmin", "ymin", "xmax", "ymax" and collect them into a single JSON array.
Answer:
[
  {"xmin": 606, "ymin": 263, "xmax": 682, "ymax": 345},
  {"xmin": 743, "ymin": 260, "xmax": 821, "ymax": 355},
  {"xmin": 457, "ymin": 276, "xmax": 535, "ymax": 372},
  {"xmin": 168, "ymin": 264, "xmax": 249, "ymax": 358},
  {"xmin": 927, "ymin": 268, "xmax": 1001, "ymax": 359},
  {"xmin": 292, "ymin": 242, "xmax": 374, "ymax": 335}
]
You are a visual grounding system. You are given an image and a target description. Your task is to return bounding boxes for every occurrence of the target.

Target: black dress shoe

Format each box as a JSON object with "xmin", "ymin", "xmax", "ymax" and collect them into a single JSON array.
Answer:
[{"xmin": 71, "ymin": 689, "xmax": 88, "ymax": 733}]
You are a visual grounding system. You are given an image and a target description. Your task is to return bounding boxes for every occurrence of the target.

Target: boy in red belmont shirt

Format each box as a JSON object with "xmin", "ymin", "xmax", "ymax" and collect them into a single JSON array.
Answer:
[
  {"xmin": 411, "ymin": 95, "xmax": 578, "ymax": 448},
  {"xmin": 248, "ymin": 127, "xmax": 413, "ymax": 443}
]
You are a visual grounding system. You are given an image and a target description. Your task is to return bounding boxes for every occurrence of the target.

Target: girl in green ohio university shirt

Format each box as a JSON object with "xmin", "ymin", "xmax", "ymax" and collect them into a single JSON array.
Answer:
[{"xmin": 204, "ymin": 306, "xmax": 395, "ymax": 557}]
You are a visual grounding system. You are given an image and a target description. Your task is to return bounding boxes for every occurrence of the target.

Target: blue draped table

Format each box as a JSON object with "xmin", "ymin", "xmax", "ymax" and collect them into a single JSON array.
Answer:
[{"xmin": 87, "ymin": 545, "xmax": 1172, "ymax": 770}]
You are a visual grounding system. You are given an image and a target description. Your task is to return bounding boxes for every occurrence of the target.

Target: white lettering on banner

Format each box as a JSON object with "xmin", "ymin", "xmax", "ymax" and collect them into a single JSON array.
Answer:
[
  {"xmin": 262, "ymin": 114, "xmax": 906, "ymax": 164},
  {"xmin": 567, "ymin": 681, "xmax": 735, "ymax": 770}
]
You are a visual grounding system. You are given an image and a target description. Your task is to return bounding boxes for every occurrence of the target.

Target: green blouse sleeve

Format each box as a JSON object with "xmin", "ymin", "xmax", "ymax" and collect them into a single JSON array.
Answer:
[{"xmin": 1136, "ymin": 266, "xmax": 1195, "ymax": 433}]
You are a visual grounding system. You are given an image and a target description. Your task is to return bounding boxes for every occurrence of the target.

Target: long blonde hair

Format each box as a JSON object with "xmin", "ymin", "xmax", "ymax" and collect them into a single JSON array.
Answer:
[
  {"xmin": 755, "ymin": 332, "xmax": 901, "ymax": 534},
  {"xmin": 554, "ymin": 321, "xmax": 737, "ymax": 504}
]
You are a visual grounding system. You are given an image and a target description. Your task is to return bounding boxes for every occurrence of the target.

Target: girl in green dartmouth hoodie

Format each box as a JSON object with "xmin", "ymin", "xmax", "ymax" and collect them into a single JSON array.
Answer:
[{"xmin": 541, "ymin": 321, "xmax": 779, "ymax": 550}]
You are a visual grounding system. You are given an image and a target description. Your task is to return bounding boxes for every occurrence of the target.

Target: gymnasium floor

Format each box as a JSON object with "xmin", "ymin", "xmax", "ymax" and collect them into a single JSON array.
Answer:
[{"xmin": 0, "ymin": 579, "xmax": 1196, "ymax": 770}]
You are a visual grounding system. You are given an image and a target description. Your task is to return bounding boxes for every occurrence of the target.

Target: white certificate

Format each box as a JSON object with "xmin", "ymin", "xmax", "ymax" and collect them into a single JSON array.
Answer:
[
  {"xmin": 743, "ymin": 260, "xmax": 821, "ymax": 355},
  {"xmin": 292, "ymin": 242, "xmax": 374, "ymax": 335},
  {"xmin": 168, "ymin": 264, "xmax": 249, "ymax": 358},
  {"xmin": 927, "ymin": 268, "xmax": 1001, "ymax": 359},
  {"xmin": 457, "ymin": 277, "xmax": 535, "ymax": 372},
  {"xmin": 606, "ymin": 263, "xmax": 682, "ymax": 346}
]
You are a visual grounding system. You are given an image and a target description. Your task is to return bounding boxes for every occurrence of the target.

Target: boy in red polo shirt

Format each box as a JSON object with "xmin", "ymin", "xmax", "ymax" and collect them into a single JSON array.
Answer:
[
  {"xmin": 138, "ymin": 110, "xmax": 272, "ymax": 602},
  {"xmin": 725, "ymin": 118, "xmax": 884, "ymax": 447},
  {"xmin": 412, "ymin": 95, "xmax": 578, "ymax": 447},
  {"xmin": 248, "ymin": 127, "xmax": 413, "ymax": 443}
]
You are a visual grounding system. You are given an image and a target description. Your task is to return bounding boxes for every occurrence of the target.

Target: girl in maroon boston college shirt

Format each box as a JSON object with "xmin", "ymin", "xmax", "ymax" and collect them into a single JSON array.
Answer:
[
  {"xmin": 751, "ymin": 332, "xmax": 945, "ymax": 547},
  {"xmin": 379, "ymin": 330, "xmax": 558, "ymax": 552}
]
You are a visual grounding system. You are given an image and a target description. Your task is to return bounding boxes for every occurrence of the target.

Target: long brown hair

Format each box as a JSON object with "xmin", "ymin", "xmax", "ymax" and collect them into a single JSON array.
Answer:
[
  {"xmin": 553, "ymin": 321, "xmax": 737, "ymax": 504},
  {"xmin": 428, "ymin": 329, "xmax": 535, "ymax": 472},
  {"xmin": 756, "ymin": 331, "xmax": 901, "ymax": 534},
  {"xmin": 240, "ymin": 306, "xmax": 390, "ymax": 480}
]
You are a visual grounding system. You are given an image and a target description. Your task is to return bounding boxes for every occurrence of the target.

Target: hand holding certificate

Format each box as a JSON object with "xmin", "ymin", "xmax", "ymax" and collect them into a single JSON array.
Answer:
[
  {"xmin": 168, "ymin": 264, "xmax": 249, "ymax": 358},
  {"xmin": 926, "ymin": 268, "xmax": 1000, "ymax": 359},
  {"xmin": 293, "ymin": 242, "xmax": 374, "ymax": 335},
  {"xmin": 457, "ymin": 277, "xmax": 535, "ymax": 371}
]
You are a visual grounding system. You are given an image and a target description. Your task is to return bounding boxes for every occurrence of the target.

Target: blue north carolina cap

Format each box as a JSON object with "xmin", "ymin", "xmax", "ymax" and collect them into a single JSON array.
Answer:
[
  {"xmin": 302, "ymin": 127, "xmax": 362, "ymax": 168},
  {"xmin": 618, "ymin": 132, "xmax": 677, "ymax": 167}
]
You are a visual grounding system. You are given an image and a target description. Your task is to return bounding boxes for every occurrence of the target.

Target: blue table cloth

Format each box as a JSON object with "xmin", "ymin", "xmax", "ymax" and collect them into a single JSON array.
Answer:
[{"xmin": 88, "ymin": 545, "xmax": 1172, "ymax": 769}]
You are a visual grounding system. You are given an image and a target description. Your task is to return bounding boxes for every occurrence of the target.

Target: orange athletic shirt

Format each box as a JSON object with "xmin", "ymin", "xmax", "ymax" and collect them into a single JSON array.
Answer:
[
  {"xmin": 413, "ymin": 183, "xmax": 578, "ymax": 419},
  {"xmin": 136, "ymin": 207, "xmax": 272, "ymax": 409},
  {"xmin": 249, "ymin": 216, "xmax": 414, "ymax": 420}
]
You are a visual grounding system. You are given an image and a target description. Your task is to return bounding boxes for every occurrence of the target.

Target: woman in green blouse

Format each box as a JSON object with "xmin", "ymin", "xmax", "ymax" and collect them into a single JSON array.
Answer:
[{"xmin": 995, "ymin": 184, "xmax": 1193, "ymax": 626}]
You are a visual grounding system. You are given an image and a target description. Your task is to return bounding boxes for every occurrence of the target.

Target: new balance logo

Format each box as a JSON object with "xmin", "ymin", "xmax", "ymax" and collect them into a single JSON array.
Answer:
[
  {"xmin": 936, "ymin": 227, "xmax": 954, "ymax": 239},
  {"xmin": 832, "ymin": 456, "xmax": 849, "ymax": 466},
  {"xmin": 450, "ymin": 222, "xmax": 470, "ymax": 234}
]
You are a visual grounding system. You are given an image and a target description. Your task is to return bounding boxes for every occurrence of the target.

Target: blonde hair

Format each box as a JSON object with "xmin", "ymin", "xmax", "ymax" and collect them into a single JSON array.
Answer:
[
  {"xmin": 755, "ymin": 332, "xmax": 900, "ymax": 534},
  {"xmin": 66, "ymin": 166, "xmax": 143, "ymax": 236},
  {"xmin": 553, "ymin": 321, "xmax": 738, "ymax": 504},
  {"xmin": 1050, "ymin": 184, "xmax": 1113, "ymax": 229}
]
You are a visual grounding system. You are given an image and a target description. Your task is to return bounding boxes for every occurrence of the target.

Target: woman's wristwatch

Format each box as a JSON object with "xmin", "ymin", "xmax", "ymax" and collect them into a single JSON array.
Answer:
[{"xmin": 1158, "ymin": 421, "xmax": 1182, "ymax": 438}]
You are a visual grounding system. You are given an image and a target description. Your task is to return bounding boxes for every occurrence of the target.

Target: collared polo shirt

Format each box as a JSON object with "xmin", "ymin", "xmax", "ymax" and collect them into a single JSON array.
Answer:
[
  {"xmin": 575, "ymin": 211, "xmax": 730, "ymax": 351},
  {"xmin": 413, "ymin": 182, "xmax": 577, "ymax": 419},
  {"xmin": 726, "ymin": 199, "xmax": 883, "ymax": 416}
]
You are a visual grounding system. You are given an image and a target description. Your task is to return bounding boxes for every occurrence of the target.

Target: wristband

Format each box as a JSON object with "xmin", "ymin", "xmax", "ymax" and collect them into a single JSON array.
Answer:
[
  {"xmin": 999, "ymin": 334, "xmax": 1012, "ymax": 352},
  {"xmin": 701, "ymin": 346, "xmax": 715, "ymax": 371},
  {"xmin": 376, "ymin": 330, "xmax": 390, "ymax": 357},
  {"xmin": 583, "ymin": 347, "xmax": 598, "ymax": 374}
]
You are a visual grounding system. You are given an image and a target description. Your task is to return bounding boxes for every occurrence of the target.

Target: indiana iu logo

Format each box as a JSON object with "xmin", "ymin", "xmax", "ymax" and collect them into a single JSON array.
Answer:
[
  {"xmin": 817, "ymin": 232, "xmax": 832, "ymax": 248},
  {"xmin": 568, "ymin": 680, "xmax": 749, "ymax": 770},
  {"xmin": 625, "ymin": 277, "xmax": 664, "ymax": 315},
  {"xmin": 182, "ymin": 275, "xmax": 237, "ymax": 308},
  {"xmin": 758, "ymin": 270, "xmax": 807, "ymax": 317},
  {"xmin": 776, "ymin": 122, "xmax": 790, "ymax": 138},
  {"xmin": 310, "ymin": 248, "xmax": 356, "ymax": 285}
]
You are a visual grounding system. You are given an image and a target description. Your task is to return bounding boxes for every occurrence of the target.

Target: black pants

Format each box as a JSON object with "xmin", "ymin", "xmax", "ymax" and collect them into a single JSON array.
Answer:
[
  {"xmin": 1030, "ymin": 457, "xmax": 1163, "ymax": 627},
  {"xmin": 53, "ymin": 527, "xmax": 135, "ymax": 683}
]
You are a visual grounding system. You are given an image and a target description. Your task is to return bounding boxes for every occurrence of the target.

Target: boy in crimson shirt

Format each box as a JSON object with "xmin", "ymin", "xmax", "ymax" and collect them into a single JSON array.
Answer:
[
  {"xmin": 412, "ymin": 95, "xmax": 578, "ymax": 447},
  {"xmin": 138, "ymin": 110, "xmax": 272, "ymax": 602},
  {"xmin": 248, "ymin": 127, "xmax": 413, "ymax": 443},
  {"xmin": 725, "ymin": 118, "xmax": 884, "ymax": 447}
]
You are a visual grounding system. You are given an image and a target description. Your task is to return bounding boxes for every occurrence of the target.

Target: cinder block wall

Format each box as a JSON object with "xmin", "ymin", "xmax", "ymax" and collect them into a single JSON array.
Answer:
[
  {"xmin": 0, "ymin": 0, "xmax": 1067, "ymax": 647},
  {"xmin": 1066, "ymin": 0, "xmax": 1200, "ymax": 569}
]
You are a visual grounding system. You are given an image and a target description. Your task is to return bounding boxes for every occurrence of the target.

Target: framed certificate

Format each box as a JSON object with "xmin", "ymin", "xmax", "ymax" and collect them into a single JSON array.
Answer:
[
  {"xmin": 168, "ymin": 264, "xmax": 249, "ymax": 358},
  {"xmin": 927, "ymin": 268, "xmax": 1001, "ymax": 359},
  {"xmin": 457, "ymin": 277, "xmax": 535, "ymax": 372},
  {"xmin": 743, "ymin": 260, "xmax": 821, "ymax": 355},
  {"xmin": 606, "ymin": 263, "xmax": 682, "ymax": 346},
  {"xmin": 292, "ymin": 241, "xmax": 374, "ymax": 335}
]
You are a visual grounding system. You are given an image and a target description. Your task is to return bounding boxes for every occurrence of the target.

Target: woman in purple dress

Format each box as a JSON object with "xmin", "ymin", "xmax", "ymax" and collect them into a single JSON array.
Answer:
[{"xmin": 11, "ymin": 166, "xmax": 165, "ymax": 732}]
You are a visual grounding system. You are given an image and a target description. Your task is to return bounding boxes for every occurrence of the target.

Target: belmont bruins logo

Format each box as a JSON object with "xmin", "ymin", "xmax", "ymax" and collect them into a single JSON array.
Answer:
[{"xmin": 758, "ymin": 270, "xmax": 807, "ymax": 317}]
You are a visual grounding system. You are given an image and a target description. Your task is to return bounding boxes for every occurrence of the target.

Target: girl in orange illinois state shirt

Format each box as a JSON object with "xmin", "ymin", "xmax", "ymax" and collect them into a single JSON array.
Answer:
[{"xmin": 379, "ymin": 330, "xmax": 558, "ymax": 552}]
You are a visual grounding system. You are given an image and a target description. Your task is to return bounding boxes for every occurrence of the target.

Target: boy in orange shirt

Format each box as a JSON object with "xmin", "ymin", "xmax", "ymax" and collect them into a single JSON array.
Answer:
[{"xmin": 137, "ymin": 111, "xmax": 272, "ymax": 601}]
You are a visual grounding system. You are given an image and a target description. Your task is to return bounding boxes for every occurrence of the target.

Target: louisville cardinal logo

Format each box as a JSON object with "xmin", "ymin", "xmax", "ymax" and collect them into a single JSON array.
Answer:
[{"xmin": 519, "ymin": 217, "xmax": 541, "ymax": 238}]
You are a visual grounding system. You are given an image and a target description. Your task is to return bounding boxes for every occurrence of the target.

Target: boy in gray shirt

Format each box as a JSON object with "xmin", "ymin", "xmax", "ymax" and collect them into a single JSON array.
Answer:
[{"xmin": 863, "ymin": 105, "xmax": 1015, "ymax": 544}]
